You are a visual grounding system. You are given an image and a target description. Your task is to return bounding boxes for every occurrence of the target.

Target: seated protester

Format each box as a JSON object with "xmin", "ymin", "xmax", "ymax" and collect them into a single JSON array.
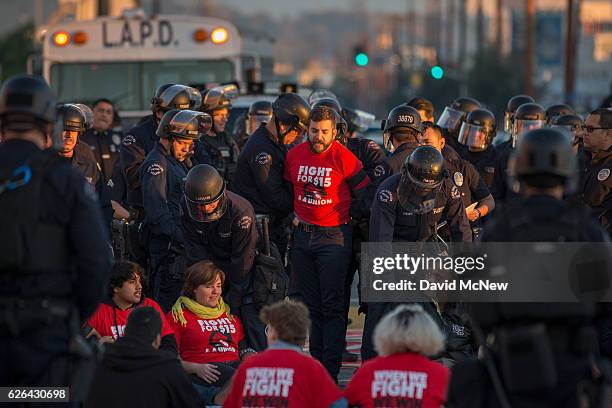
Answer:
[
  {"xmin": 223, "ymin": 300, "xmax": 343, "ymax": 408},
  {"xmin": 86, "ymin": 261, "xmax": 177, "ymax": 355},
  {"xmin": 168, "ymin": 260, "xmax": 255, "ymax": 405},
  {"xmin": 345, "ymin": 304, "xmax": 450, "ymax": 408},
  {"xmin": 85, "ymin": 307, "xmax": 203, "ymax": 408}
]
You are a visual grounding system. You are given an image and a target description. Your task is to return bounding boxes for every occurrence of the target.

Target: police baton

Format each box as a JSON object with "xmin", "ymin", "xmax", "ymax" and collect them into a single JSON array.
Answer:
[{"xmin": 262, "ymin": 215, "xmax": 271, "ymax": 256}]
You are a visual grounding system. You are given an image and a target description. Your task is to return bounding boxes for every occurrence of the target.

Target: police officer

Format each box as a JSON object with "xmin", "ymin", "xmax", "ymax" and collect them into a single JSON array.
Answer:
[
  {"xmin": 80, "ymin": 98, "xmax": 123, "ymax": 182},
  {"xmin": 195, "ymin": 86, "xmax": 240, "ymax": 186},
  {"xmin": 580, "ymin": 108, "xmax": 612, "ymax": 235},
  {"xmin": 406, "ymin": 97, "xmax": 463, "ymax": 161},
  {"xmin": 491, "ymin": 102, "xmax": 546, "ymax": 204},
  {"xmin": 121, "ymin": 84, "xmax": 200, "ymax": 212},
  {"xmin": 236, "ymin": 100, "xmax": 273, "ymax": 149},
  {"xmin": 554, "ymin": 114, "xmax": 589, "ymax": 182},
  {"xmin": 420, "ymin": 123, "xmax": 494, "ymax": 236},
  {"xmin": 545, "ymin": 103, "xmax": 575, "ymax": 127},
  {"xmin": 437, "ymin": 96, "xmax": 481, "ymax": 151},
  {"xmin": 181, "ymin": 164, "xmax": 263, "ymax": 348},
  {"xmin": 377, "ymin": 104, "xmax": 423, "ymax": 182},
  {"xmin": 502, "ymin": 94, "xmax": 535, "ymax": 135},
  {"xmin": 448, "ymin": 128, "xmax": 610, "ymax": 408},
  {"xmin": 363, "ymin": 146, "xmax": 472, "ymax": 361},
  {"xmin": 233, "ymin": 93, "xmax": 310, "ymax": 262},
  {"xmin": 0, "ymin": 75, "xmax": 111, "ymax": 390},
  {"xmin": 141, "ymin": 109, "xmax": 211, "ymax": 311},
  {"xmin": 57, "ymin": 103, "xmax": 114, "ymax": 228},
  {"xmin": 457, "ymin": 108, "xmax": 499, "ymax": 189}
]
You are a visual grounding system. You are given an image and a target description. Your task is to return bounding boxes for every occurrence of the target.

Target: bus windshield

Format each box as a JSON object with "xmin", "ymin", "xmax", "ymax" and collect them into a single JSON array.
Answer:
[{"xmin": 50, "ymin": 60, "xmax": 234, "ymax": 111}]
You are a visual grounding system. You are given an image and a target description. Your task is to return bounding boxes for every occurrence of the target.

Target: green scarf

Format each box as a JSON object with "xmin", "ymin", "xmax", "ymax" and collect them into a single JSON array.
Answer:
[{"xmin": 171, "ymin": 296, "xmax": 231, "ymax": 327}]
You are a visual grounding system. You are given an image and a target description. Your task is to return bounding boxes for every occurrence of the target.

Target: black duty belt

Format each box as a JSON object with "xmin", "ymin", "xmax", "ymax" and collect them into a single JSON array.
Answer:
[{"xmin": 296, "ymin": 222, "xmax": 347, "ymax": 233}]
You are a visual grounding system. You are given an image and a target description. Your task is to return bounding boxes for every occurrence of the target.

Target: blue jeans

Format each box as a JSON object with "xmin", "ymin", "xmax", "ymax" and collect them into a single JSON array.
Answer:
[{"xmin": 291, "ymin": 224, "xmax": 352, "ymax": 381}]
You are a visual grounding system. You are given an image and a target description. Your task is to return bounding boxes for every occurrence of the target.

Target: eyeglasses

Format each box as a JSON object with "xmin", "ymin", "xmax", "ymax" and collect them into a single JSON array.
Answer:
[{"xmin": 585, "ymin": 126, "xmax": 610, "ymax": 132}]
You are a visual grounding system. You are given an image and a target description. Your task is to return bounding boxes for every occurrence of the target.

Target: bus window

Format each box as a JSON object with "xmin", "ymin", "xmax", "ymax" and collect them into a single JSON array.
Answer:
[
  {"xmin": 51, "ymin": 62, "xmax": 141, "ymax": 109},
  {"xmin": 141, "ymin": 60, "xmax": 234, "ymax": 103}
]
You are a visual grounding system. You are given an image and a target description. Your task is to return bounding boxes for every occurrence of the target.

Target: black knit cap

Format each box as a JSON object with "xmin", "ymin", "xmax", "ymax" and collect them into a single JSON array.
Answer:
[{"xmin": 124, "ymin": 307, "xmax": 162, "ymax": 344}]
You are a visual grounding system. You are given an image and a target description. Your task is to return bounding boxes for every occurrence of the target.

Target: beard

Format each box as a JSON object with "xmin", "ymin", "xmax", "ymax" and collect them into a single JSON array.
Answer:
[{"xmin": 309, "ymin": 138, "xmax": 332, "ymax": 153}]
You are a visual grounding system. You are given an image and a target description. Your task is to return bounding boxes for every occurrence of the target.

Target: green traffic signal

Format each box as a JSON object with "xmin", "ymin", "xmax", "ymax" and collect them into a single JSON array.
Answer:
[
  {"xmin": 431, "ymin": 65, "xmax": 444, "ymax": 79},
  {"xmin": 355, "ymin": 52, "xmax": 369, "ymax": 67}
]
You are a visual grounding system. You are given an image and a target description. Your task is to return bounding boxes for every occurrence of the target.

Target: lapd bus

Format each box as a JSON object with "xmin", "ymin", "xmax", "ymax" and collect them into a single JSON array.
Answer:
[{"xmin": 41, "ymin": 14, "xmax": 274, "ymax": 122}]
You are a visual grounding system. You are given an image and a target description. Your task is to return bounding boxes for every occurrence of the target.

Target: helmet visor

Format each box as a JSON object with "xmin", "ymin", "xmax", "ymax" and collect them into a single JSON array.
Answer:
[
  {"xmin": 550, "ymin": 124, "xmax": 579, "ymax": 142},
  {"xmin": 397, "ymin": 177, "xmax": 438, "ymax": 214},
  {"xmin": 185, "ymin": 193, "xmax": 227, "ymax": 223},
  {"xmin": 307, "ymin": 89, "xmax": 340, "ymax": 107},
  {"xmin": 159, "ymin": 85, "xmax": 191, "ymax": 110},
  {"xmin": 437, "ymin": 107, "xmax": 464, "ymax": 132},
  {"xmin": 246, "ymin": 114, "xmax": 271, "ymax": 134},
  {"xmin": 167, "ymin": 110, "xmax": 212, "ymax": 138},
  {"xmin": 352, "ymin": 109, "xmax": 375, "ymax": 133},
  {"xmin": 187, "ymin": 87, "xmax": 202, "ymax": 110},
  {"xmin": 73, "ymin": 104, "xmax": 93, "ymax": 130},
  {"xmin": 513, "ymin": 119, "xmax": 545, "ymax": 144},
  {"xmin": 457, "ymin": 123, "xmax": 492, "ymax": 151},
  {"xmin": 503, "ymin": 111, "xmax": 513, "ymax": 133}
]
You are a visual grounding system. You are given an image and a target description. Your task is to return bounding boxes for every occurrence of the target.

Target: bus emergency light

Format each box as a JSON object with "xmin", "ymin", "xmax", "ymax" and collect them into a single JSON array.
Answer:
[
  {"xmin": 73, "ymin": 31, "xmax": 88, "ymax": 45},
  {"xmin": 211, "ymin": 28, "xmax": 228, "ymax": 44},
  {"xmin": 193, "ymin": 29, "xmax": 208, "ymax": 43},
  {"xmin": 52, "ymin": 31, "xmax": 70, "ymax": 47}
]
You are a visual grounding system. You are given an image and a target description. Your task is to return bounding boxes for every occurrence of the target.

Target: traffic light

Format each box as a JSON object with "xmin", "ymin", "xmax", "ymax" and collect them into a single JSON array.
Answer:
[
  {"xmin": 353, "ymin": 46, "xmax": 369, "ymax": 67},
  {"xmin": 430, "ymin": 65, "xmax": 444, "ymax": 79}
]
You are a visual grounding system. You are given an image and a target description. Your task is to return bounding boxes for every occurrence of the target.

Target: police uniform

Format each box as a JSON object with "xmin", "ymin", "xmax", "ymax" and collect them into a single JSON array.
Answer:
[
  {"xmin": 491, "ymin": 140, "xmax": 520, "ymax": 204},
  {"xmin": 346, "ymin": 137, "xmax": 386, "ymax": 181},
  {"xmin": 460, "ymin": 145, "xmax": 498, "ymax": 189},
  {"xmin": 80, "ymin": 127, "xmax": 123, "ymax": 182},
  {"xmin": 580, "ymin": 147, "xmax": 612, "ymax": 235},
  {"xmin": 141, "ymin": 142, "xmax": 190, "ymax": 311},
  {"xmin": 232, "ymin": 124, "xmax": 294, "ymax": 261},
  {"xmin": 0, "ymin": 139, "xmax": 111, "ymax": 387},
  {"xmin": 376, "ymin": 142, "xmax": 418, "ymax": 183},
  {"xmin": 120, "ymin": 114, "xmax": 158, "ymax": 209},
  {"xmin": 445, "ymin": 157, "xmax": 491, "ymax": 216},
  {"xmin": 180, "ymin": 191, "xmax": 263, "ymax": 348},
  {"xmin": 194, "ymin": 131, "xmax": 239, "ymax": 186}
]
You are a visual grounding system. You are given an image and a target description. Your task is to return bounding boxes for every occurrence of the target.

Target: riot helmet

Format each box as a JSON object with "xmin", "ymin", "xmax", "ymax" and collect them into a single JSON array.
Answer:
[
  {"xmin": 201, "ymin": 84, "xmax": 238, "ymax": 113},
  {"xmin": 343, "ymin": 107, "xmax": 375, "ymax": 135},
  {"xmin": 545, "ymin": 103, "xmax": 575, "ymax": 126},
  {"xmin": 397, "ymin": 146, "xmax": 445, "ymax": 213},
  {"xmin": 271, "ymin": 93, "xmax": 310, "ymax": 143},
  {"xmin": 58, "ymin": 103, "xmax": 90, "ymax": 136},
  {"xmin": 246, "ymin": 100, "xmax": 273, "ymax": 135},
  {"xmin": 504, "ymin": 94, "xmax": 535, "ymax": 133},
  {"xmin": 152, "ymin": 84, "xmax": 200, "ymax": 114},
  {"xmin": 512, "ymin": 103, "xmax": 546, "ymax": 147},
  {"xmin": 0, "ymin": 74, "xmax": 57, "ymax": 131},
  {"xmin": 156, "ymin": 109, "xmax": 212, "ymax": 140},
  {"xmin": 307, "ymin": 89, "xmax": 340, "ymax": 108},
  {"xmin": 457, "ymin": 108, "xmax": 496, "ymax": 152},
  {"xmin": 382, "ymin": 104, "xmax": 422, "ymax": 152},
  {"xmin": 184, "ymin": 164, "xmax": 228, "ymax": 222},
  {"xmin": 508, "ymin": 128, "xmax": 577, "ymax": 188},
  {"xmin": 552, "ymin": 114, "xmax": 584, "ymax": 143},
  {"xmin": 437, "ymin": 97, "xmax": 481, "ymax": 136}
]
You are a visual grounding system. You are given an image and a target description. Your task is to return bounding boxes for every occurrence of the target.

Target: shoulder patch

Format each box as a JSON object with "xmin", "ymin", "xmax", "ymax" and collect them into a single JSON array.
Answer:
[
  {"xmin": 147, "ymin": 163, "xmax": 164, "ymax": 176},
  {"xmin": 238, "ymin": 215, "xmax": 253, "ymax": 230},
  {"xmin": 377, "ymin": 189, "xmax": 394, "ymax": 203},
  {"xmin": 453, "ymin": 171, "xmax": 464, "ymax": 187},
  {"xmin": 597, "ymin": 168, "xmax": 610, "ymax": 182},
  {"xmin": 122, "ymin": 134, "xmax": 136, "ymax": 146},
  {"xmin": 255, "ymin": 152, "xmax": 272, "ymax": 166},
  {"xmin": 450, "ymin": 185, "xmax": 461, "ymax": 200},
  {"xmin": 374, "ymin": 164, "xmax": 386, "ymax": 177}
]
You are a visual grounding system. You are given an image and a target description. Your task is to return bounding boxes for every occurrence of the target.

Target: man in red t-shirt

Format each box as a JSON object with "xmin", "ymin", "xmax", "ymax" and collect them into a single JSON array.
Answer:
[
  {"xmin": 224, "ymin": 300, "xmax": 343, "ymax": 408},
  {"xmin": 86, "ymin": 261, "xmax": 177, "ymax": 354},
  {"xmin": 284, "ymin": 106, "xmax": 370, "ymax": 381}
]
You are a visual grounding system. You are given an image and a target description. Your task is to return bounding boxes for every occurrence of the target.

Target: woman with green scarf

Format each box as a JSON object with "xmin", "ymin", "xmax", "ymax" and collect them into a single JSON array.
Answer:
[{"xmin": 167, "ymin": 260, "xmax": 255, "ymax": 405}]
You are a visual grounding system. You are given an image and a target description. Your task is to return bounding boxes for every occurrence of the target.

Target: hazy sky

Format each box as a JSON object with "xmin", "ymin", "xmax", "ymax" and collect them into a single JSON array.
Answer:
[{"xmin": 218, "ymin": 0, "xmax": 413, "ymax": 17}]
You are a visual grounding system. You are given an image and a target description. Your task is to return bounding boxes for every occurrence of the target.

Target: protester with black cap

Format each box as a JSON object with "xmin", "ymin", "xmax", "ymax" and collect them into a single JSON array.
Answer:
[{"xmin": 85, "ymin": 307, "xmax": 203, "ymax": 408}]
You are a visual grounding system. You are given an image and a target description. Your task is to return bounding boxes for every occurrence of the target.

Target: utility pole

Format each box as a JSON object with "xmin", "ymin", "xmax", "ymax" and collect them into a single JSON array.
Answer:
[
  {"xmin": 476, "ymin": 0, "xmax": 484, "ymax": 55},
  {"xmin": 564, "ymin": 0, "xmax": 578, "ymax": 105},
  {"xmin": 446, "ymin": 0, "xmax": 456, "ymax": 65},
  {"xmin": 496, "ymin": 0, "xmax": 503, "ymax": 59},
  {"xmin": 525, "ymin": 0, "xmax": 535, "ymax": 96},
  {"xmin": 458, "ymin": 0, "xmax": 467, "ymax": 93}
]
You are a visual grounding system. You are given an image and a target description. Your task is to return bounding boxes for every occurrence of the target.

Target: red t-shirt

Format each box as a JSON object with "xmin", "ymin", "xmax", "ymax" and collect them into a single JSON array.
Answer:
[
  {"xmin": 223, "ymin": 348, "xmax": 341, "ymax": 408},
  {"xmin": 344, "ymin": 353, "xmax": 449, "ymax": 408},
  {"xmin": 167, "ymin": 308, "xmax": 244, "ymax": 364},
  {"xmin": 87, "ymin": 297, "xmax": 174, "ymax": 340},
  {"xmin": 284, "ymin": 140, "xmax": 365, "ymax": 226}
]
